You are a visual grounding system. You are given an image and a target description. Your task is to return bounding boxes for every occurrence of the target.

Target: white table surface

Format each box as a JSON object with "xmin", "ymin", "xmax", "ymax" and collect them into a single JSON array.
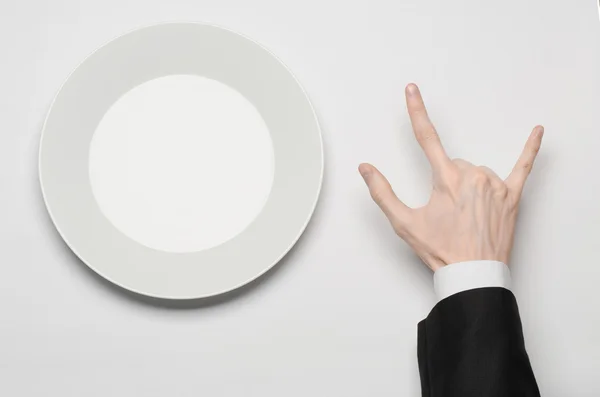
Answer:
[{"xmin": 1, "ymin": 1, "xmax": 599, "ymax": 395}]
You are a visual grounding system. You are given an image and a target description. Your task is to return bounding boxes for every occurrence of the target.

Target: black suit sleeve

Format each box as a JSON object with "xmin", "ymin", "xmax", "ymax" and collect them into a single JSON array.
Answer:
[{"xmin": 417, "ymin": 287, "xmax": 541, "ymax": 397}]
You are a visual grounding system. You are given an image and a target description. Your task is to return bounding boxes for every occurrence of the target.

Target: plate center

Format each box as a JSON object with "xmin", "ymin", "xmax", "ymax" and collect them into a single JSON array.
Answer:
[{"xmin": 89, "ymin": 74, "xmax": 274, "ymax": 253}]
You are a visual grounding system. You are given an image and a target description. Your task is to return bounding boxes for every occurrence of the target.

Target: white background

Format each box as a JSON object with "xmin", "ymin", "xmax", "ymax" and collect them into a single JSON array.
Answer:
[{"xmin": 1, "ymin": 0, "xmax": 599, "ymax": 396}]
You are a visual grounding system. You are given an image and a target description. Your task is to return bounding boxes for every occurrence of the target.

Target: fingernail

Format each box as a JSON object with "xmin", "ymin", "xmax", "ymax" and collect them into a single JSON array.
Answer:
[
  {"xmin": 535, "ymin": 126, "xmax": 544, "ymax": 138},
  {"xmin": 359, "ymin": 164, "xmax": 370, "ymax": 180},
  {"xmin": 406, "ymin": 83, "xmax": 418, "ymax": 96}
]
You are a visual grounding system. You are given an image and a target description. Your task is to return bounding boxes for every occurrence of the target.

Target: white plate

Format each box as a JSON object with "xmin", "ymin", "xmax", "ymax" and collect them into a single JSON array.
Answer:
[{"xmin": 39, "ymin": 23, "xmax": 323, "ymax": 299}]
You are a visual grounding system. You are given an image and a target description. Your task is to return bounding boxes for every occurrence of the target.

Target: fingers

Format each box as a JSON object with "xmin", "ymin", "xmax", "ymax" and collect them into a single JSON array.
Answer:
[
  {"xmin": 359, "ymin": 163, "xmax": 412, "ymax": 227},
  {"xmin": 505, "ymin": 125, "xmax": 544, "ymax": 196},
  {"xmin": 405, "ymin": 84, "xmax": 451, "ymax": 171}
]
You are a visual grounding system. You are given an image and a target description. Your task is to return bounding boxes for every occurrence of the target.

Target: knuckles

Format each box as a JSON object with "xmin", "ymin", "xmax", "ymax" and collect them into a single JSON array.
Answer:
[
  {"xmin": 370, "ymin": 189, "xmax": 386, "ymax": 204},
  {"xmin": 495, "ymin": 183, "xmax": 509, "ymax": 198},
  {"xmin": 439, "ymin": 161, "xmax": 508, "ymax": 198},
  {"xmin": 472, "ymin": 168, "xmax": 488, "ymax": 179},
  {"xmin": 471, "ymin": 168, "xmax": 490, "ymax": 188},
  {"xmin": 418, "ymin": 127, "xmax": 439, "ymax": 143},
  {"xmin": 370, "ymin": 187, "xmax": 392, "ymax": 206}
]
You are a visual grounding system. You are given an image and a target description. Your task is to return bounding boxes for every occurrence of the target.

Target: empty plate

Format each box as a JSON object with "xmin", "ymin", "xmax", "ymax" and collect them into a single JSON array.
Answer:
[{"xmin": 39, "ymin": 23, "xmax": 323, "ymax": 299}]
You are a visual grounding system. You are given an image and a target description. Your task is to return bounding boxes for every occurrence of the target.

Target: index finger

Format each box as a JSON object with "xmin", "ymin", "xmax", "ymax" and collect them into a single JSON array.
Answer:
[{"xmin": 405, "ymin": 84, "xmax": 450, "ymax": 171}]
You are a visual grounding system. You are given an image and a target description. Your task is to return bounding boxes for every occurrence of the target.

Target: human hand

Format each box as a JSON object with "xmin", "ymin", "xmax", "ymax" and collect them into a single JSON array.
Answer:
[{"xmin": 359, "ymin": 84, "xmax": 543, "ymax": 271}]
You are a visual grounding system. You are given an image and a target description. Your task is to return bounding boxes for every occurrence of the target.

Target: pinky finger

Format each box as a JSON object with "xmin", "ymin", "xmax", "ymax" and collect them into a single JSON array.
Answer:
[{"xmin": 505, "ymin": 125, "xmax": 544, "ymax": 197}]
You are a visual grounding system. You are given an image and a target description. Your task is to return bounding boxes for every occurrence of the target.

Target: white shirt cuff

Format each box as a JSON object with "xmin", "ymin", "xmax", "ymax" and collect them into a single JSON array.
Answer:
[{"xmin": 433, "ymin": 260, "xmax": 511, "ymax": 302}]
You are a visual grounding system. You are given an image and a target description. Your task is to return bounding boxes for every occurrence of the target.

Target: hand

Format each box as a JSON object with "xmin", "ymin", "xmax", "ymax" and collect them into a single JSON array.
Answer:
[{"xmin": 359, "ymin": 84, "xmax": 543, "ymax": 271}]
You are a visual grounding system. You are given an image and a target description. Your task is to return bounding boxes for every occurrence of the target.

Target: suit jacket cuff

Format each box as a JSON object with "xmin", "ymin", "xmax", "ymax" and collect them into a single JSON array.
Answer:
[{"xmin": 434, "ymin": 260, "xmax": 511, "ymax": 301}]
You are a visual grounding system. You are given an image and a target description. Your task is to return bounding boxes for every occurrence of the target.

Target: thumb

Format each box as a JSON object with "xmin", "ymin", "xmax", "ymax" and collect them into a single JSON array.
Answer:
[{"xmin": 359, "ymin": 163, "xmax": 411, "ymax": 225}]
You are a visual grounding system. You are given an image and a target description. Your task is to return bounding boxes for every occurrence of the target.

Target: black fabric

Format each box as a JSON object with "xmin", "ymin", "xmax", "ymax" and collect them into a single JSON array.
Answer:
[{"xmin": 417, "ymin": 287, "xmax": 540, "ymax": 397}]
